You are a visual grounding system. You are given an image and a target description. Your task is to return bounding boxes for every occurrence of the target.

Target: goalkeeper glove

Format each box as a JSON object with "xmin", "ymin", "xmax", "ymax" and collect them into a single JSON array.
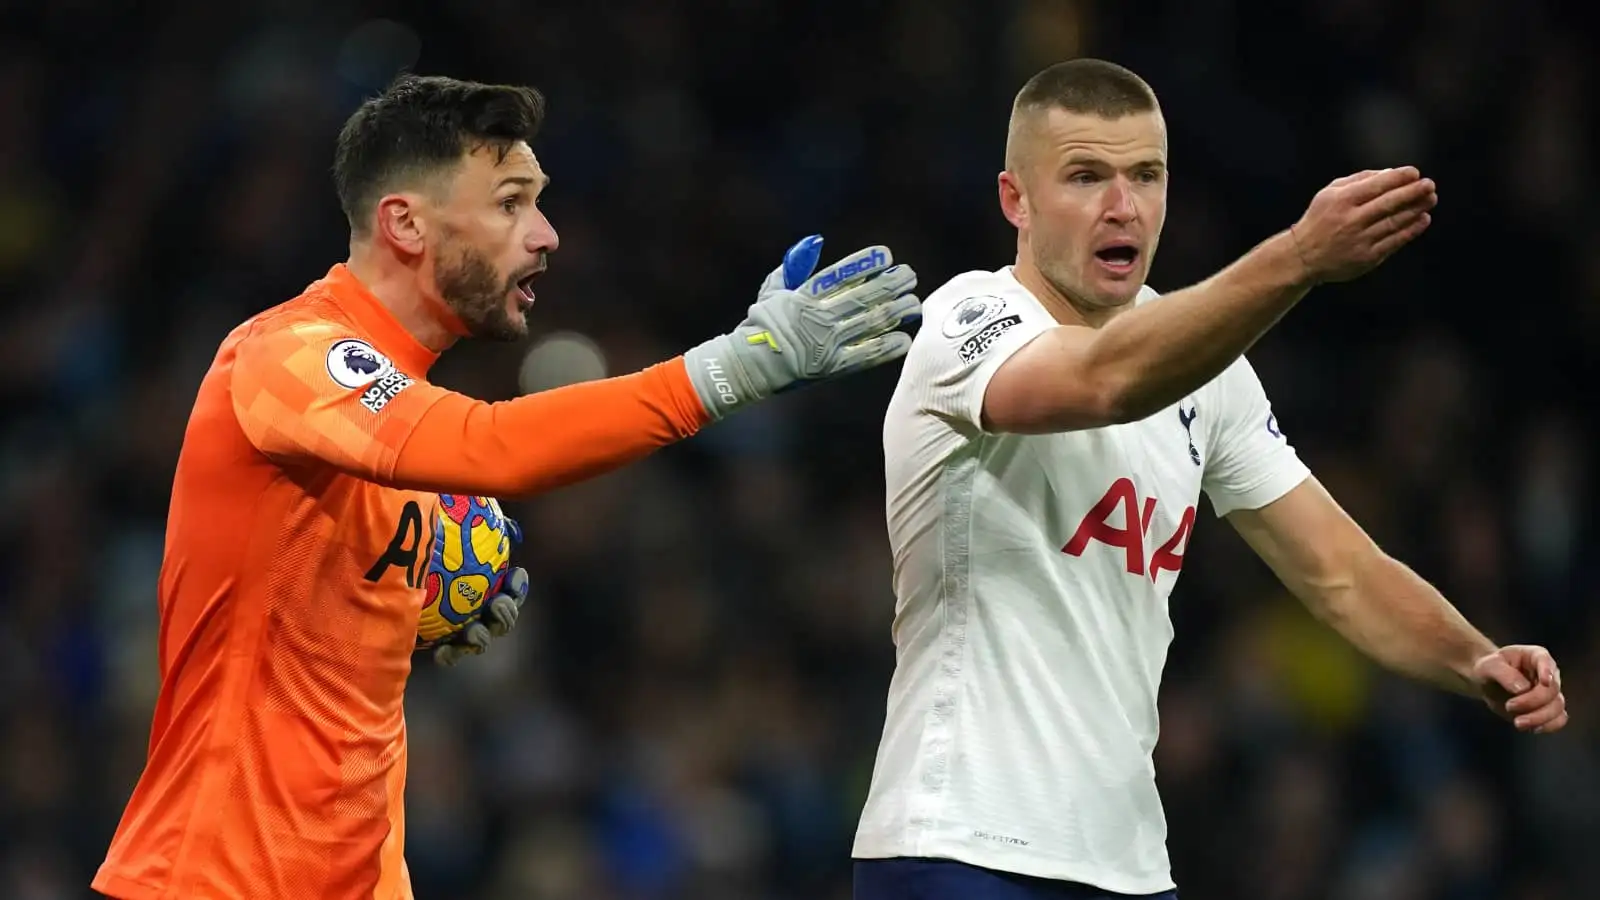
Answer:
[
  {"xmin": 433, "ymin": 565, "xmax": 531, "ymax": 668},
  {"xmin": 682, "ymin": 235, "xmax": 921, "ymax": 419}
]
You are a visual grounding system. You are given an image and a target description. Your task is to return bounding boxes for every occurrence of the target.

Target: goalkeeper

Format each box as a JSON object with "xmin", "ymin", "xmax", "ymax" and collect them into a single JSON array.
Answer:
[{"xmin": 93, "ymin": 73, "xmax": 920, "ymax": 900}]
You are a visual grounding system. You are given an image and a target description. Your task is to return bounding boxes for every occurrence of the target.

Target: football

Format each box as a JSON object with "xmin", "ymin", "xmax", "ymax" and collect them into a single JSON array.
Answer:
[{"xmin": 416, "ymin": 494, "xmax": 521, "ymax": 649}]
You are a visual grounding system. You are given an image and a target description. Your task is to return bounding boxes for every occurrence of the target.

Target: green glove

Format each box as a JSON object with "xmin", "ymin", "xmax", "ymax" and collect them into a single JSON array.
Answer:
[{"xmin": 682, "ymin": 238, "xmax": 921, "ymax": 420}]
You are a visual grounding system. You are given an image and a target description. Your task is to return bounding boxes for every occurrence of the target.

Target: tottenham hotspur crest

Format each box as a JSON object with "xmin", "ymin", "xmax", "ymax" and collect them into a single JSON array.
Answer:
[{"xmin": 1178, "ymin": 398, "xmax": 1200, "ymax": 466}]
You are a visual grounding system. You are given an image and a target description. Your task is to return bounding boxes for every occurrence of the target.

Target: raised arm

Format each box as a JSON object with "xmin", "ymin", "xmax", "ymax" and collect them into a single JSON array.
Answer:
[{"xmin": 983, "ymin": 167, "xmax": 1436, "ymax": 434}]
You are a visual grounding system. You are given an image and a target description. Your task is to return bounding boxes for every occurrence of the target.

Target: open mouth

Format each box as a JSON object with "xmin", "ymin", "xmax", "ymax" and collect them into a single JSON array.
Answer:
[
  {"xmin": 1094, "ymin": 244, "xmax": 1139, "ymax": 271},
  {"xmin": 514, "ymin": 270, "xmax": 543, "ymax": 306}
]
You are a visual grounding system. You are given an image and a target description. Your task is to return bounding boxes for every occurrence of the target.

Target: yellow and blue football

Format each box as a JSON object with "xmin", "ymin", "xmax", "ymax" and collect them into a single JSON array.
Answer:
[{"xmin": 416, "ymin": 494, "xmax": 520, "ymax": 649}]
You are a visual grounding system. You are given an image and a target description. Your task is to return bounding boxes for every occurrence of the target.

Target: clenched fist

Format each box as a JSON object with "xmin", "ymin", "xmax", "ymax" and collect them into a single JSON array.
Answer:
[{"xmin": 1473, "ymin": 644, "xmax": 1569, "ymax": 734}]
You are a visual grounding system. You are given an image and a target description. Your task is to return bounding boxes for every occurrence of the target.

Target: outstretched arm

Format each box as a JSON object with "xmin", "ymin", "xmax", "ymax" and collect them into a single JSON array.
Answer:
[
  {"xmin": 390, "ymin": 358, "xmax": 705, "ymax": 496},
  {"xmin": 1227, "ymin": 477, "xmax": 1568, "ymax": 733},
  {"xmin": 983, "ymin": 167, "xmax": 1435, "ymax": 434},
  {"xmin": 233, "ymin": 239, "xmax": 919, "ymax": 498}
]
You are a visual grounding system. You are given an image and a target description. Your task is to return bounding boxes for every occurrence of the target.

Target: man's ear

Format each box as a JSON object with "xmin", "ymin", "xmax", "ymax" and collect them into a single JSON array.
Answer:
[
  {"xmin": 375, "ymin": 193, "xmax": 428, "ymax": 256},
  {"xmin": 999, "ymin": 170, "xmax": 1028, "ymax": 230}
]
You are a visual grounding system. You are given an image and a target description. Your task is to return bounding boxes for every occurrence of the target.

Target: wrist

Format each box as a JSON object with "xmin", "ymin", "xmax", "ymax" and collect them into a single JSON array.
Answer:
[
  {"xmin": 1452, "ymin": 641, "xmax": 1501, "ymax": 695},
  {"xmin": 682, "ymin": 335, "xmax": 755, "ymax": 420},
  {"xmin": 1462, "ymin": 641, "xmax": 1500, "ymax": 671},
  {"xmin": 1269, "ymin": 228, "xmax": 1320, "ymax": 289}
]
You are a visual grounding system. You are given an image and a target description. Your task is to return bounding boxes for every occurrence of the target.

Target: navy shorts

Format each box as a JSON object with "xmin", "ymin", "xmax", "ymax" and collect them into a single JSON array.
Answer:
[{"xmin": 853, "ymin": 857, "xmax": 1179, "ymax": 900}]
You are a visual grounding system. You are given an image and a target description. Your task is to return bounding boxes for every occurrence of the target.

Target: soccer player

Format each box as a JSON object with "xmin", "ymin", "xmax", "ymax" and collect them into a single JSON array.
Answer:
[
  {"xmin": 853, "ymin": 59, "xmax": 1568, "ymax": 900},
  {"xmin": 92, "ymin": 73, "xmax": 921, "ymax": 900}
]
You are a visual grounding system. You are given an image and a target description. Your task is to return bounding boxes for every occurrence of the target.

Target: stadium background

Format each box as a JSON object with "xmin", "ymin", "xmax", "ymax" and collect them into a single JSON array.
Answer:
[{"xmin": 2, "ymin": 0, "xmax": 1596, "ymax": 898}]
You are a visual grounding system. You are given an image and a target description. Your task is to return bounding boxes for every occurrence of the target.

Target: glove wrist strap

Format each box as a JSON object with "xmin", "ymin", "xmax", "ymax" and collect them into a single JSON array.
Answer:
[{"xmin": 683, "ymin": 335, "xmax": 764, "ymax": 420}]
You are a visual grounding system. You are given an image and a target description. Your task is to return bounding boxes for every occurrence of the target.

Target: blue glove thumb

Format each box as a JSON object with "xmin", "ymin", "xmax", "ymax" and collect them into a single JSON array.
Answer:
[{"xmin": 782, "ymin": 234, "xmax": 825, "ymax": 290}]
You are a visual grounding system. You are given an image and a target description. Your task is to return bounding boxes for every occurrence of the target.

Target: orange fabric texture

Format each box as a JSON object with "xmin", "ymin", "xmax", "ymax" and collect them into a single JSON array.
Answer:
[{"xmin": 94, "ymin": 264, "xmax": 706, "ymax": 899}]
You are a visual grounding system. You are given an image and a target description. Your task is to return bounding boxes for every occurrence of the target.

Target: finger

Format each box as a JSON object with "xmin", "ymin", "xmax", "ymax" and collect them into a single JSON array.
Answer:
[
  {"xmin": 833, "ymin": 330, "xmax": 913, "ymax": 374},
  {"xmin": 837, "ymin": 293, "xmax": 923, "ymax": 344},
  {"xmin": 1378, "ymin": 184, "xmax": 1437, "ymax": 222},
  {"xmin": 782, "ymin": 234, "xmax": 825, "ymax": 290},
  {"xmin": 1342, "ymin": 166, "xmax": 1422, "ymax": 204},
  {"xmin": 503, "ymin": 517, "xmax": 523, "ymax": 547},
  {"xmin": 462, "ymin": 622, "xmax": 492, "ymax": 652},
  {"xmin": 1532, "ymin": 650, "xmax": 1559, "ymax": 687},
  {"xmin": 485, "ymin": 593, "xmax": 521, "ymax": 637},
  {"xmin": 1506, "ymin": 681, "xmax": 1561, "ymax": 714},
  {"xmin": 818, "ymin": 263, "xmax": 917, "ymax": 313},
  {"xmin": 1515, "ymin": 694, "xmax": 1566, "ymax": 732},
  {"xmin": 434, "ymin": 641, "xmax": 482, "ymax": 668},
  {"xmin": 1535, "ymin": 708, "xmax": 1570, "ymax": 735},
  {"xmin": 1366, "ymin": 206, "xmax": 1430, "ymax": 243},
  {"xmin": 797, "ymin": 246, "xmax": 897, "ymax": 300},
  {"xmin": 1358, "ymin": 177, "xmax": 1436, "ymax": 220},
  {"xmin": 500, "ymin": 567, "xmax": 530, "ymax": 610},
  {"xmin": 1328, "ymin": 169, "xmax": 1382, "ymax": 188},
  {"xmin": 1479, "ymin": 654, "xmax": 1534, "ymax": 696},
  {"xmin": 817, "ymin": 267, "xmax": 918, "ymax": 324},
  {"xmin": 1368, "ymin": 212, "xmax": 1432, "ymax": 258}
]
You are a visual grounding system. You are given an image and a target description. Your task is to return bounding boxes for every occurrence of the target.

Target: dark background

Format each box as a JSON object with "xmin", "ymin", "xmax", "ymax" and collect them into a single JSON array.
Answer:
[{"xmin": 2, "ymin": 1, "xmax": 1597, "ymax": 898}]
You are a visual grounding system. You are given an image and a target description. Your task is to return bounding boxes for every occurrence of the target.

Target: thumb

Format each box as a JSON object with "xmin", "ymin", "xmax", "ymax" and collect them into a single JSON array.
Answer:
[
  {"xmin": 782, "ymin": 234, "xmax": 824, "ymax": 290},
  {"xmin": 1476, "ymin": 651, "xmax": 1532, "ymax": 695}
]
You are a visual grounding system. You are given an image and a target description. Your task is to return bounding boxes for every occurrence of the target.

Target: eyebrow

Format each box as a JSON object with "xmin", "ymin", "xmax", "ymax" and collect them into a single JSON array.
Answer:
[
  {"xmin": 1063, "ymin": 154, "xmax": 1165, "ymax": 170},
  {"xmin": 495, "ymin": 174, "xmax": 550, "ymax": 191}
]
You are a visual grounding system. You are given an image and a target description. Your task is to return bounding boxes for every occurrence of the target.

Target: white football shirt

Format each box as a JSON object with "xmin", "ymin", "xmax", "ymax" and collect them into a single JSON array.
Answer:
[{"xmin": 854, "ymin": 266, "xmax": 1310, "ymax": 894}]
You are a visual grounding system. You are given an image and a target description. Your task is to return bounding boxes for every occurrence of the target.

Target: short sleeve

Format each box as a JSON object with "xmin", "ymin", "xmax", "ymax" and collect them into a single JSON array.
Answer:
[
  {"xmin": 230, "ymin": 320, "xmax": 449, "ymax": 480},
  {"xmin": 1200, "ymin": 358, "xmax": 1309, "ymax": 517},
  {"xmin": 915, "ymin": 290, "xmax": 1054, "ymax": 431}
]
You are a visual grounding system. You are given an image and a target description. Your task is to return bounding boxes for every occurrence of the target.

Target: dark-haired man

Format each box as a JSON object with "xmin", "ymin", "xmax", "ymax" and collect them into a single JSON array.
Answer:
[
  {"xmin": 93, "ymin": 73, "xmax": 920, "ymax": 900},
  {"xmin": 853, "ymin": 58, "xmax": 1565, "ymax": 900}
]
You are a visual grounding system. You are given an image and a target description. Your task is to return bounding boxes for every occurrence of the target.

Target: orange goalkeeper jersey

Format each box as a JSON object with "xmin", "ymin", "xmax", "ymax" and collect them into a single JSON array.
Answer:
[{"xmin": 94, "ymin": 264, "xmax": 707, "ymax": 900}]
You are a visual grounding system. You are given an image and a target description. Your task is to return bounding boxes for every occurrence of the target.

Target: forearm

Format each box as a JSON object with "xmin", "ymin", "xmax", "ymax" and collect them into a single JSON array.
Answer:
[
  {"xmin": 1089, "ymin": 230, "xmax": 1312, "ymax": 422},
  {"xmin": 1313, "ymin": 550, "xmax": 1497, "ymax": 696},
  {"xmin": 390, "ymin": 357, "xmax": 709, "ymax": 497}
]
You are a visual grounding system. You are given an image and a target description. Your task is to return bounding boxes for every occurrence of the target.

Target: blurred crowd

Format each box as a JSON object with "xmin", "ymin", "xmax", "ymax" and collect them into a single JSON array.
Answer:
[{"xmin": 1, "ymin": 1, "xmax": 1596, "ymax": 898}]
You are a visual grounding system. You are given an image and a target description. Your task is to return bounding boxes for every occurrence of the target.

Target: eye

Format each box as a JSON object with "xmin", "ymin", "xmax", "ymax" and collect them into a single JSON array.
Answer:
[
  {"xmin": 500, "ymin": 196, "xmax": 519, "ymax": 215},
  {"xmin": 1135, "ymin": 169, "xmax": 1163, "ymax": 184},
  {"xmin": 1068, "ymin": 171, "xmax": 1099, "ymax": 186}
]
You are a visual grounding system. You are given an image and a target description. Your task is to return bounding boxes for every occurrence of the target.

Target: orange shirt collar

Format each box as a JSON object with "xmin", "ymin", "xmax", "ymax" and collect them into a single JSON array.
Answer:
[{"xmin": 320, "ymin": 263, "xmax": 442, "ymax": 377}]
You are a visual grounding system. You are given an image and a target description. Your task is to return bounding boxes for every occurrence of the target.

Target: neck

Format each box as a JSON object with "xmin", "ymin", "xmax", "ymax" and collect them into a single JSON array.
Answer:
[
  {"xmin": 345, "ymin": 243, "xmax": 462, "ymax": 354},
  {"xmin": 1012, "ymin": 250, "xmax": 1133, "ymax": 330}
]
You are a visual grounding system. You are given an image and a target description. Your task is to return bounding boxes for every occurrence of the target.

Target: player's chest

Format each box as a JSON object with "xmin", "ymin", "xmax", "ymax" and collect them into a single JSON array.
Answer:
[
  {"xmin": 1027, "ymin": 395, "xmax": 1209, "ymax": 582},
  {"xmin": 1038, "ymin": 393, "xmax": 1206, "ymax": 497},
  {"xmin": 315, "ymin": 480, "xmax": 440, "ymax": 601},
  {"xmin": 362, "ymin": 489, "xmax": 439, "ymax": 596}
]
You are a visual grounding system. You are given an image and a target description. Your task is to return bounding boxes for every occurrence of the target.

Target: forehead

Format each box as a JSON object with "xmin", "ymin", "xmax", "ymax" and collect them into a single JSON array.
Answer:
[
  {"xmin": 454, "ymin": 140, "xmax": 545, "ymax": 190},
  {"xmin": 1037, "ymin": 108, "xmax": 1167, "ymax": 164}
]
